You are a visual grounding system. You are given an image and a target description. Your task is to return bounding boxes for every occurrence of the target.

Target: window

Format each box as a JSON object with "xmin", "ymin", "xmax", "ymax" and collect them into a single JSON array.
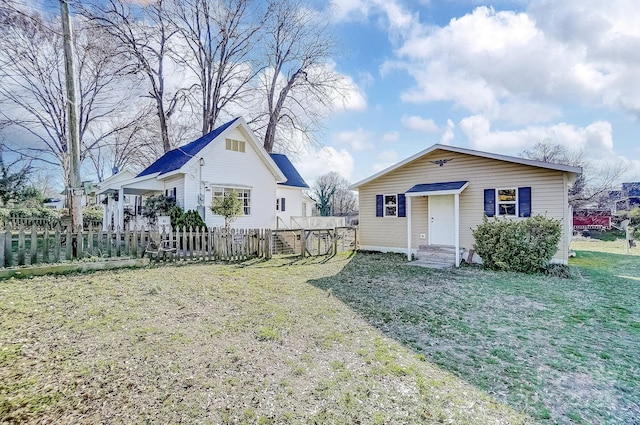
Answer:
[
  {"xmin": 384, "ymin": 194, "xmax": 397, "ymax": 217},
  {"xmin": 165, "ymin": 187, "xmax": 177, "ymax": 200},
  {"xmin": 497, "ymin": 188, "xmax": 517, "ymax": 216},
  {"xmin": 276, "ymin": 197, "xmax": 286, "ymax": 212},
  {"xmin": 302, "ymin": 202, "xmax": 307, "ymax": 217},
  {"xmin": 225, "ymin": 138, "xmax": 246, "ymax": 152},
  {"xmin": 212, "ymin": 187, "xmax": 251, "ymax": 215},
  {"xmin": 484, "ymin": 187, "xmax": 531, "ymax": 218},
  {"xmin": 376, "ymin": 194, "xmax": 406, "ymax": 218}
]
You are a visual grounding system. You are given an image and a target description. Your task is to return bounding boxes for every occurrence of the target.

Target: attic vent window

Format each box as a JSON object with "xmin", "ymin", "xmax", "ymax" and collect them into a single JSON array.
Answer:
[{"xmin": 225, "ymin": 138, "xmax": 245, "ymax": 153}]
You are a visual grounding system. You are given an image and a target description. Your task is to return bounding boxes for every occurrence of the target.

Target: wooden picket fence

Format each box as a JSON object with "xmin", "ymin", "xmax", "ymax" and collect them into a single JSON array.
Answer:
[
  {"xmin": 271, "ymin": 227, "xmax": 357, "ymax": 256},
  {"xmin": 0, "ymin": 225, "xmax": 272, "ymax": 268}
]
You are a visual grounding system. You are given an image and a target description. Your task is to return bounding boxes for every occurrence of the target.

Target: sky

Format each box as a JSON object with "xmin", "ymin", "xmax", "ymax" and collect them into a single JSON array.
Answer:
[{"xmin": 291, "ymin": 0, "xmax": 640, "ymax": 186}]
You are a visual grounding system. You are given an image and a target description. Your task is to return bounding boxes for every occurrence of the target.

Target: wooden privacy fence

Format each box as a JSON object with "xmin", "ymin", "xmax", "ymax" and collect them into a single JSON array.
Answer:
[
  {"xmin": 0, "ymin": 225, "xmax": 272, "ymax": 268},
  {"xmin": 272, "ymin": 227, "xmax": 357, "ymax": 257}
]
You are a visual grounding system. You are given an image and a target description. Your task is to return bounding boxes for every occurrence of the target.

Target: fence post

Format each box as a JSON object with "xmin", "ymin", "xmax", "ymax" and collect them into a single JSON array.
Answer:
[
  {"xmin": 5, "ymin": 225, "xmax": 12, "ymax": 268},
  {"xmin": 0, "ymin": 229, "xmax": 5, "ymax": 268},
  {"xmin": 43, "ymin": 227, "xmax": 50, "ymax": 263},
  {"xmin": 66, "ymin": 226, "xmax": 72, "ymax": 260},
  {"xmin": 54, "ymin": 225, "xmax": 61, "ymax": 263},
  {"xmin": 18, "ymin": 225, "xmax": 26, "ymax": 266},
  {"xmin": 266, "ymin": 228, "xmax": 272, "ymax": 259}
]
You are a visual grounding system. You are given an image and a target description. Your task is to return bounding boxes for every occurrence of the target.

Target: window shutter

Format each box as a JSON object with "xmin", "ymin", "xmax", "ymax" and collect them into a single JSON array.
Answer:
[
  {"xmin": 376, "ymin": 195, "xmax": 383, "ymax": 217},
  {"xmin": 518, "ymin": 187, "xmax": 531, "ymax": 217},
  {"xmin": 397, "ymin": 194, "xmax": 406, "ymax": 217},
  {"xmin": 484, "ymin": 189, "xmax": 495, "ymax": 217},
  {"xmin": 281, "ymin": 197, "xmax": 286, "ymax": 212}
]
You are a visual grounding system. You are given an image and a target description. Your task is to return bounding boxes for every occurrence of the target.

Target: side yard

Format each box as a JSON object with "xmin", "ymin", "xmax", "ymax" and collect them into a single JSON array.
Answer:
[
  {"xmin": 2, "ymin": 241, "xmax": 638, "ymax": 424},
  {"xmin": 309, "ymin": 249, "xmax": 640, "ymax": 424},
  {"xmin": 1, "ymin": 256, "xmax": 529, "ymax": 424}
]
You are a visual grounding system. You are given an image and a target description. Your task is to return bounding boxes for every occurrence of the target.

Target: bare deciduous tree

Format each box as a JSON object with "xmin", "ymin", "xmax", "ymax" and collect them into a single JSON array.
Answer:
[
  {"xmin": 521, "ymin": 141, "xmax": 626, "ymax": 208},
  {"xmin": 0, "ymin": 4, "xmax": 136, "ymax": 191},
  {"xmin": 80, "ymin": 0, "xmax": 190, "ymax": 153},
  {"xmin": 252, "ymin": 0, "xmax": 346, "ymax": 153},
  {"xmin": 309, "ymin": 172, "xmax": 357, "ymax": 216},
  {"xmin": 171, "ymin": 0, "xmax": 265, "ymax": 135}
]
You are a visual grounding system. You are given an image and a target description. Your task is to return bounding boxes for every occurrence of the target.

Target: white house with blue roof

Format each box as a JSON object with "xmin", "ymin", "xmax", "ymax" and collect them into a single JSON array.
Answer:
[{"xmin": 97, "ymin": 117, "xmax": 311, "ymax": 230}]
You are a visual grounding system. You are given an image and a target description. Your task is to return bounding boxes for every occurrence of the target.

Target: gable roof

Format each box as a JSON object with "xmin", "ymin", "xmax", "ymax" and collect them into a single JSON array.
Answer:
[
  {"xmin": 406, "ymin": 181, "xmax": 468, "ymax": 195},
  {"xmin": 270, "ymin": 154, "xmax": 309, "ymax": 188},
  {"xmin": 351, "ymin": 144, "xmax": 582, "ymax": 189},
  {"xmin": 137, "ymin": 118, "xmax": 239, "ymax": 177}
]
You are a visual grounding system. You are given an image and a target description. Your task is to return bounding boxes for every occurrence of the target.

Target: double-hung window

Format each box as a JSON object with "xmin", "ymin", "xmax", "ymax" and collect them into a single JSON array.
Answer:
[
  {"xmin": 497, "ymin": 189, "xmax": 517, "ymax": 216},
  {"xmin": 212, "ymin": 187, "xmax": 251, "ymax": 215},
  {"xmin": 384, "ymin": 194, "xmax": 397, "ymax": 217},
  {"xmin": 484, "ymin": 187, "xmax": 531, "ymax": 217}
]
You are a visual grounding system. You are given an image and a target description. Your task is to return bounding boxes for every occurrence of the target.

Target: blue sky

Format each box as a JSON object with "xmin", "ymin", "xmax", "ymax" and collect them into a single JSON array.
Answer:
[{"xmin": 292, "ymin": 0, "xmax": 640, "ymax": 185}]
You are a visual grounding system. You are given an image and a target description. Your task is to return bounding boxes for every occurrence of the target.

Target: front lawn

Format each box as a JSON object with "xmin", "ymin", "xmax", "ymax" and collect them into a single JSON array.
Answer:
[
  {"xmin": 1, "ymin": 256, "xmax": 529, "ymax": 424},
  {"xmin": 2, "ymin": 243, "xmax": 638, "ymax": 424},
  {"xmin": 310, "ymin": 248, "xmax": 640, "ymax": 424}
]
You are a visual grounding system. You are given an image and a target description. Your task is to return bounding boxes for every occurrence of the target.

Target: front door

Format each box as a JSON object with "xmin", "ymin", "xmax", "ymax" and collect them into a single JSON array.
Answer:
[{"xmin": 429, "ymin": 195, "xmax": 455, "ymax": 245}]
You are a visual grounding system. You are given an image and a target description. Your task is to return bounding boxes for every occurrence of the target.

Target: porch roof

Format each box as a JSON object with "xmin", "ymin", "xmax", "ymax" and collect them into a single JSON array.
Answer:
[{"xmin": 405, "ymin": 181, "xmax": 469, "ymax": 196}]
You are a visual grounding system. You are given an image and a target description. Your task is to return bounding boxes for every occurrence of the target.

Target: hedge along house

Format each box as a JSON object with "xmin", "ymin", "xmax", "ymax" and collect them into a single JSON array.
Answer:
[
  {"xmin": 97, "ymin": 117, "xmax": 310, "ymax": 230},
  {"xmin": 350, "ymin": 144, "xmax": 582, "ymax": 267}
]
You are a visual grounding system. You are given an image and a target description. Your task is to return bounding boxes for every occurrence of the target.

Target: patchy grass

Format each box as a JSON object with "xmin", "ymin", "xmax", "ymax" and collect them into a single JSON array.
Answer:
[
  {"xmin": 0, "ymin": 255, "xmax": 529, "ymax": 424},
  {"xmin": 309, "ymin": 250, "xmax": 640, "ymax": 424},
  {"xmin": 571, "ymin": 236, "xmax": 639, "ymax": 256}
]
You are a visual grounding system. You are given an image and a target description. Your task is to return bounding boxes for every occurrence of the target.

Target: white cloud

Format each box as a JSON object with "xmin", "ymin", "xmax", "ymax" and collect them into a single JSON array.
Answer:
[
  {"xmin": 401, "ymin": 115, "xmax": 439, "ymax": 133},
  {"xmin": 375, "ymin": 1, "xmax": 640, "ymax": 122},
  {"xmin": 382, "ymin": 131, "xmax": 400, "ymax": 142},
  {"xmin": 439, "ymin": 119, "xmax": 455, "ymax": 145},
  {"xmin": 333, "ymin": 128, "xmax": 375, "ymax": 151},
  {"xmin": 459, "ymin": 115, "xmax": 615, "ymax": 158},
  {"xmin": 293, "ymin": 146, "xmax": 355, "ymax": 182},
  {"xmin": 372, "ymin": 149, "xmax": 400, "ymax": 172}
]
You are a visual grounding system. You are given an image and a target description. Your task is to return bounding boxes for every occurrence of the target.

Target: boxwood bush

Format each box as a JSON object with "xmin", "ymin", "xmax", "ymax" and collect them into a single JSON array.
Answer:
[{"xmin": 472, "ymin": 215, "xmax": 562, "ymax": 273}]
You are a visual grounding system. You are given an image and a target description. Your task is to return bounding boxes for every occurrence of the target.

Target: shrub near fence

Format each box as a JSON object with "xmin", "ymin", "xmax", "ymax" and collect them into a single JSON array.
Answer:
[{"xmin": 0, "ymin": 225, "xmax": 272, "ymax": 268}]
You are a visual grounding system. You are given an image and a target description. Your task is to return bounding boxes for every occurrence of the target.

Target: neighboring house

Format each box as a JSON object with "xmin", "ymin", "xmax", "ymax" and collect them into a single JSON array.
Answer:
[
  {"xmin": 97, "ymin": 117, "xmax": 309, "ymax": 230},
  {"xmin": 96, "ymin": 168, "xmax": 139, "ymax": 229},
  {"xmin": 610, "ymin": 182, "xmax": 640, "ymax": 212},
  {"xmin": 270, "ymin": 153, "xmax": 311, "ymax": 228},
  {"xmin": 350, "ymin": 144, "xmax": 581, "ymax": 266}
]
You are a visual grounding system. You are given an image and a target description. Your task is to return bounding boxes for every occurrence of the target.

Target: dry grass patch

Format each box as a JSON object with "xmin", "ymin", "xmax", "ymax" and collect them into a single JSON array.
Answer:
[{"xmin": 1, "ymin": 255, "xmax": 530, "ymax": 424}]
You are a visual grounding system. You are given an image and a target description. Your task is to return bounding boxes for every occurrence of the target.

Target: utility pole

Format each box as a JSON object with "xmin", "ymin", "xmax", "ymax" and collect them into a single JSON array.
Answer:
[{"xmin": 59, "ymin": 0, "xmax": 83, "ymax": 241}]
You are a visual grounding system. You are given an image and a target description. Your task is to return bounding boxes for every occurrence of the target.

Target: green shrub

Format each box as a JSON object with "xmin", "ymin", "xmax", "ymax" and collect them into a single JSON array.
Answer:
[
  {"xmin": 175, "ymin": 210, "xmax": 206, "ymax": 230},
  {"xmin": 83, "ymin": 205, "xmax": 103, "ymax": 227},
  {"xmin": 143, "ymin": 195, "xmax": 176, "ymax": 222},
  {"xmin": 472, "ymin": 215, "xmax": 562, "ymax": 273},
  {"xmin": 168, "ymin": 205, "xmax": 184, "ymax": 228}
]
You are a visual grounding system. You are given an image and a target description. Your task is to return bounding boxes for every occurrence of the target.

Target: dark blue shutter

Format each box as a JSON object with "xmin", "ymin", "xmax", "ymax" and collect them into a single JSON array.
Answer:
[
  {"xmin": 281, "ymin": 197, "xmax": 285, "ymax": 212},
  {"xmin": 518, "ymin": 187, "xmax": 531, "ymax": 217},
  {"xmin": 397, "ymin": 194, "xmax": 406, "ymax": 217},
  {"xmin": 376, "ymin": 195, "xmax": 383, "ymax": 217},
  {"xmin": 484, "ymin": 189, "xmax": 495, "ymax": 217}
]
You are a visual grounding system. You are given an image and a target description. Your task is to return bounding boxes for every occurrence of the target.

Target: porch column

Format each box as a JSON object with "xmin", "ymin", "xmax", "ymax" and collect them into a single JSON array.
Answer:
[
  {"xmin": 102, "ymin": 196, "xmax": 109, "ymax": 230},
  {"xmin": 454, "ymin": 193, "xmax": 460, "ymax": 267},
  {"xmin": 118, "ymin": 188, "xmax": 125, "ymax": 230},
  {"xmin": 407, "ymin": 196, "xmax": 412, "ymax": 261}
]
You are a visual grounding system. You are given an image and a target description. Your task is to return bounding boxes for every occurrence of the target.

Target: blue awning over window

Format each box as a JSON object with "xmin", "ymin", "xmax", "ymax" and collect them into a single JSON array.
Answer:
[{"xmin": 406, "ymin": 181, "xmax": 468, "ymax": 195}]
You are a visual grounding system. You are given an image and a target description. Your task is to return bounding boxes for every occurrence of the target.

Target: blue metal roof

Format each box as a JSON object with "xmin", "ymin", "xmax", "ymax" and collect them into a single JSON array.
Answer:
[
  {"xmin": 137, "ymin": 118, "xmax": 239, "ymax": 177},
  {"xmin": 269, "ymin": 153, "xmax": 309, "ymax": 188},
  {"xmin": 406, "ymin": 181, "xmax": 468, "ymax": 193}
]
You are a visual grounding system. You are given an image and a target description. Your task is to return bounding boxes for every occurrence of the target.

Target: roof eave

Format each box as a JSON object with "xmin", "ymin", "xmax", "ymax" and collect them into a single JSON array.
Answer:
[{"xmin": 350, "ymin": 144, "xmax": 583, "ymax": 189}]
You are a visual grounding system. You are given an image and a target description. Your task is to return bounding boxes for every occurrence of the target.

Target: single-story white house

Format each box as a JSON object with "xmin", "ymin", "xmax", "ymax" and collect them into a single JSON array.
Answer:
[
  {"xmin": 97, "ymin": 117, "xmax": 311, "ymax": 230},
  {"xmin": 350, "ymin": 144, "xmax": 582, "ymax": 266}
]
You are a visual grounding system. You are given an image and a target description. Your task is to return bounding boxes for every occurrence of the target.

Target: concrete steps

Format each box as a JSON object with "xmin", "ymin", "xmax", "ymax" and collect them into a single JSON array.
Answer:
[{"xmin": 412, "ymin": 245, "xmax": 462, "ymax": 268}]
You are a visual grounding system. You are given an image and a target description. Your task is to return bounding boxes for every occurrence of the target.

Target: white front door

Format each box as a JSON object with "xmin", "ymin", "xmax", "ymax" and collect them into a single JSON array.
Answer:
[{"xmin": 429, "ymin": 195, "xmax": 455, "ymax": 245}]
